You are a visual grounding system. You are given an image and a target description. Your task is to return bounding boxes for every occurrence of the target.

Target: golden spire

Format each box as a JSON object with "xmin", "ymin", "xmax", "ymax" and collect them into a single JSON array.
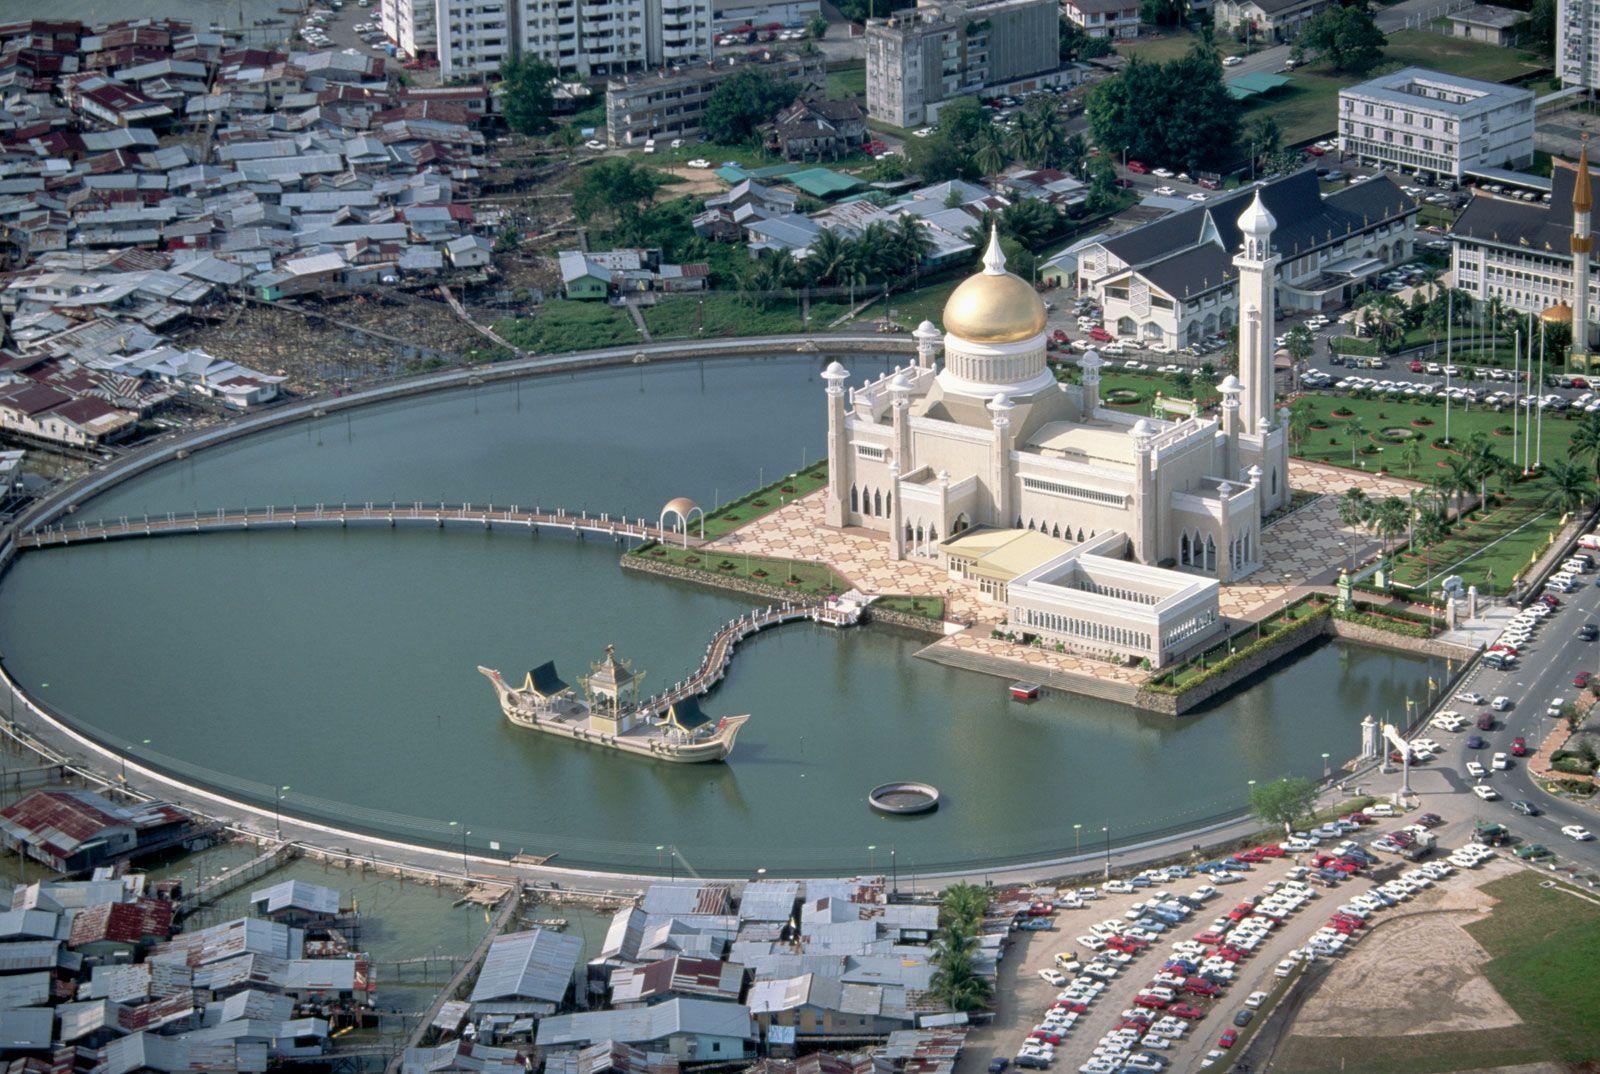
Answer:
[{"xmin": 1576, "ymin": 136, "xmax": 1593, "ymax": 215}]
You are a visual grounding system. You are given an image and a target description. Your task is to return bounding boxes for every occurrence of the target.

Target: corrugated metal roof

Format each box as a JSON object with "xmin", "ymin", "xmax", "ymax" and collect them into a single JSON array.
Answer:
[
  {"xmin": 248, "ymin": 880, "xmax": 340, "ymax": 918},
  {"xmin": 470, "ymin": 927, "xmax": 582, "ymax": 1005}
]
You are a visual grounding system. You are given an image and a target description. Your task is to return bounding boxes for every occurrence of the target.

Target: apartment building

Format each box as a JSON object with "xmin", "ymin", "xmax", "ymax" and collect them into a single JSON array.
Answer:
[
  {"xmin": 605, "ymin": 49, "xmax": 823, "ymax": 145},
  {"xmin": 1337, "ymin": 67, "xmax": 1534, "ymax": 181},
  {"xmin": 1213, "ymin": 0, "xmax": 1334, "ymax": 43},
  {"xmin": 1559, "ymin": 0, "xmax": 1600, "ymax": 88},
  {"xmin": 864, "ymin": 0, "xmax": 1060, "ymax": 128},
  {"xmin": 402, "ymin": 0, "xmax": 713, "ymax": 80},
  {"xmin": 1059, "ymin": 0, "xmax": 1141, "ymax": 40}
]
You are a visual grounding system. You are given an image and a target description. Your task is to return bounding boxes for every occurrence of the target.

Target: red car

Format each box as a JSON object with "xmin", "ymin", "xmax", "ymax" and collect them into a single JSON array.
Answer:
[
  {"xmin": 1511, "ymin": 736, "xmax": 1528, "ymax": 757},
  {"xmin": 1127, "ymin": 160, "xmax": 1149, "ymax": 174},
  {"xmin": 1198, "ymin": 177, "xmax": 1220, "ymax": 190},
  {"xmin": 1193, "ymin": 929, "xmax": 1226, "ymax": 945},
  {"xmin": 1218, "ymin": 1029, "xmax": 1239, "ymax": 1049},
  {"xmin": 1575, "ymin": 376, "xmax": 1591, "ymax": 388},
  {"xmin": 1134, "ymin": 994, "xmax": 1169, "ymax": 1009},
  {"xmin": 1409, "ymin": 359, "xmax": 1425, "ymax": 373},
  {"xmin": 1214, "ymin": 946, "xmax": 1246, "ymax": 962},
  {"xmin": 1089, "ymin": 327, "xmax": 1113, "ymax": 342},
  {"xmin": 1575, "ymin": 671, "xmax": 1592, "ymax": 688},
  {"xmin": 1346, "ymin": 812, "xmax": 1370, "ymax": 824},
  {"xmin": 1489, "ymin": 643, "xmax": 1519, "ymax": 656},
  {"xmin": 1330, "ymin": 914, "xmax": 1364, "ymax": 929},
  {"xmin": 1257, "ymin": 844, "xmax": 1286, "ymax": 858},
  {"xmin": 1183, "ymin": 978, "xmax": 1221, "ymax": 997},
  {"xmin": 1053, "ymin": 1001, "xmax": 1088, "ymax": 1014},
  {"xmin": 1029, "ymin": 1030, "xmax": 1063, "ymax": 1044},
  {"xmin": 1168, "ymin": 1004, "xmax": 1205, "ymax": 1020},
  {"xmin": 1306, "ymin": 145, "xmax": 1326, "ymax": 156},
  {"xmin": 1052, "ymin": 329, "xmax": 1070, "ymax": 343}
]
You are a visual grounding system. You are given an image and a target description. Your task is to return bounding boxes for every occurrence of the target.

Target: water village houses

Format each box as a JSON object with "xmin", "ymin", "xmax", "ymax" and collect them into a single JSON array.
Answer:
[
  {"xmin": 0, "ymin": 790, "xmax": 192, "ymax": 874},
  {"xmin": 470, "ymin": 928, "xmax": 585, "ymax": 1015}
]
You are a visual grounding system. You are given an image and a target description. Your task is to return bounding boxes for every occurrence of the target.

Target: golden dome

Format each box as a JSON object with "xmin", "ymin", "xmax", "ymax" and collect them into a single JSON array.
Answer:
[
  {"xmin": 942, "ymin": 227, "xmax": 1048, "ymax": 344},
  {"xmin": 1542, "ymin": 301, "xmax": 1573, "ymax": 324}
]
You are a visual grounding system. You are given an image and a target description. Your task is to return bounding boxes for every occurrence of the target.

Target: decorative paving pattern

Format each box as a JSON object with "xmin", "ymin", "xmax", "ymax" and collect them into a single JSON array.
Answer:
[{"xmin": 708, "ymin": 461, "xmax": 1426, "ymax": 685}]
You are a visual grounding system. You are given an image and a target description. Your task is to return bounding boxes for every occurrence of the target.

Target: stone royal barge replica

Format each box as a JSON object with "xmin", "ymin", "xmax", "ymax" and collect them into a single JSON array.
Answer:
[{"xmin": 477, "ymin": 645, "xmax": 750, "ymax": 763}]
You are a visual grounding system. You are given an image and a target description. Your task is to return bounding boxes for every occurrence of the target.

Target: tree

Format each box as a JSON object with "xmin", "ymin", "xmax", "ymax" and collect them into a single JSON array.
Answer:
[
  {"xmin": 1541, "ymin": 458, "xmax": 1594, "ymax": 516},
  {"xmin": 1399, "ymin": 436, "xmax": 1422, "ymax": 476},
  {"xmin": 498, "ymin": 56, "xmax": 558, "ymax": 135},
  {"xmin": 1062, "ymin": 133, "xmax": 1090, "ymax": 180},
  {"xmin": 1370, "ymin": 496, "xmax": 1409, "ymax": 558},
  {"xmin": 1343, "ymin": 414, "xmax": 1367, "ymax": 466},
  {"xmin": 972, "ymin": 122, "xmax": 1010, "ymax": 176},
  {"xmin": 904, "ymin": 96, "xmax": 990, "ymax": 181},
  {"xmin": 1246, "ymin": 114, "xmax": 1282, "ymax": 160},
  {"xmin": 939, "ymin": 882, "xmax": 990, "ymax": 931},
  {"xmin": 807, "ymin": 13, "xmax": 830, "ymax": 37},
  {"xmin": 1297, "ymin": 3, "xmax": 1386, "ymax": 74},
  {"xmin": 1012, "ymin": 97, "xmax": 1071, "ymax": 169},
  {"xmin": 1249, "ymin": 777, "xmax": 1319, "ymax": 834},
  {"xmin": 1141, "ymin": 0, "xmax": 1187, "ymax": 28},
  {"xmin": 1060, "ymin": 16, "xmax": 1114, "ymax": 61},
  {"xmin": 573, "ymin": 158, "xmax": 661, "ymax": 223},
  {"xmin": 834, "ymin": 0, "xmax": 914, "ymax": 22},
  {"xmin": 1336, "ymin": 486, "xmax": 1370, "ymax": 528},
  {"xmin": 703, "ymin": 68, "xmax": 800, "ymax": 145},
  {"xmin": 1000, "ymin": 198, "xmax": 1061, "ymax": 250},
  {"xmin": 1285, "ymin": 324, "xmax": 1313, "ymax": 365},
  {"xmin": 1570, "ymin": 412, "xmax": 1600, "ymax": 481},
  {"xmin": 493, "ymin": 226, "xmax": 520, "ymax": 254},
  {"xmin": 1529, "ymin": 0, "xmax": 1556, "ymax": 53},
  {"xmin": 1085, "ymin": 47, "xmax": 1241, "ymax": 173},
  {"xmin": 1286, "ymin": 397, "xmax": 1312, "ymax": 452},
  {"xmin": 1086, "ymin": 156, "xmax": 1121, "ymax": 214}
]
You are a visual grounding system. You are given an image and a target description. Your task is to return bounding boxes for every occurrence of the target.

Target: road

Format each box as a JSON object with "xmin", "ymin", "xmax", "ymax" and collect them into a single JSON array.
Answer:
[{"xmin": 1443, "ymin": 582, "xmax": 1600, "ymax": 874}]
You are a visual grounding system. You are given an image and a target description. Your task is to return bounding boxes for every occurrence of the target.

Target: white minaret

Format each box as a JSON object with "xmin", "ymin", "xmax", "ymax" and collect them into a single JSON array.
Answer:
[
  {"xmin": 1234, "ymin": 189, "xmax": 1278, "ymax": 432},
  {"xmin": 988, "ymin": 392, "xmax": 1015, "ymax": 526},
  {"xmin": 1573, "ymin": 140, "xmax": 1593, "ymax": 358},
  {"xmin": 822, "ymin": 361, "xmax": 851, "ymax": 527}
]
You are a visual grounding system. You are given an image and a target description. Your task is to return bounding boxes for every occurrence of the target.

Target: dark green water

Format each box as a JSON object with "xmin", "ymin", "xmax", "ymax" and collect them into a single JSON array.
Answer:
[{"xmin": 0, "ymin": 356, "xmax": 1442, "ymax": 875}]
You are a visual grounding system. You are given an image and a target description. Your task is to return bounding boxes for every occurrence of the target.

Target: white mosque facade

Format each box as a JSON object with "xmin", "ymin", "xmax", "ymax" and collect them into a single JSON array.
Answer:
[{"xmin": 822, "ymin": 193, "xmax": 1295, "ymax": 668}]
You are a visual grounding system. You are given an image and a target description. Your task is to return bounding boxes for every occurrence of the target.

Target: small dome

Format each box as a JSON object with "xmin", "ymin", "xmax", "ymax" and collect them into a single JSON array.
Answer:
[
  {"xmin": 1130, "ymin": 418, "xmax": 1155, "ymax": 439},
  {"xmin": 821, "ymin": 360, "xmax": 850, "ymax": 380},
  {"xmin": 1237, "ymin": 189, "xmax": 1276, "ymax": 236},
  {"xmin": 1218, "ymin": 374, "xmax": 1243, "ymax": 394},
  {"xmin": 942, "ymin": 226, "xmax": 1047, "ymax": 344},
  {"xmin": 662, "ymin": 497, "xmax": 699, "ymax": 518},
  {"xmin": 1541, "ymin": 301, "xmax": 1573, "ymax": 324},
  {"xmin": 913, "ymin": 319, "xmax": 941, "ymax": 339}
]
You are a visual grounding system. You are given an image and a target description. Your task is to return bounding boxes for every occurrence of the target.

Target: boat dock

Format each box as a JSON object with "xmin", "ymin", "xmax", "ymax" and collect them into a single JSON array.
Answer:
[{"xmin": 176, "ymin": 841, "xmax": 297, "ymax": 917}]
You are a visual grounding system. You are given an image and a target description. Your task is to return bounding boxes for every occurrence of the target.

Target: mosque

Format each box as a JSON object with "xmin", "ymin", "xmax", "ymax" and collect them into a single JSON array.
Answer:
[{"xmin": 820, "ymin": 191, "xmax": 1295, "ymax": 668}]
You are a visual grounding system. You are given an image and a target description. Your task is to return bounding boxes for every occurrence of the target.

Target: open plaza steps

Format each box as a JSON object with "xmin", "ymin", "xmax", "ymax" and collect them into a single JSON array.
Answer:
[{"xmin": 913, "ymin": 639, "xmax": 1141, "ymax": 705}]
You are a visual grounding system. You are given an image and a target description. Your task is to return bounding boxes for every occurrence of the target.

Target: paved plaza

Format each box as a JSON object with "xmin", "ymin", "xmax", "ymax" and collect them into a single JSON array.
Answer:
[{"xmin": 708, "ymin": 460, "xmax": 1428, "ymax": 689}]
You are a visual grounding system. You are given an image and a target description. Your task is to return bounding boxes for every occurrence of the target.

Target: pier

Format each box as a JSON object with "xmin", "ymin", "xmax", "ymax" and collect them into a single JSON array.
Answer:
[
  {"xmin": 176, "ymin": 840, "xmax": 297, "ymax": 917},
  {"xmin": 637, "ymin": 601, "xmax": 860, "ymax": 718},
  {"xmin": 17, "ymin": 502, "xmax": 705, "ymax": 551}
]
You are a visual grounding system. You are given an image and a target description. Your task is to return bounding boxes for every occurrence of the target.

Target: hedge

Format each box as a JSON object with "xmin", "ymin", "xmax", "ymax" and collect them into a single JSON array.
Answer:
[
  {"xmin": 1146, "ymin": 600, "xmax": 1332, "ymax": 694},
  {"xmin": 1332, "ymin": 607, "xmax": 1432, "ymax": 638}
]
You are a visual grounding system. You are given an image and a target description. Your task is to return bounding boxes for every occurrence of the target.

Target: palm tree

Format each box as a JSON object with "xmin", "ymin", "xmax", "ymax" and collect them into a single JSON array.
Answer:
[
  {"xmin": 1444, "ymin": 456, "xmax": 1475, "ymax": 517},
  {"xmin": 1570, "ymin": 412, "xmax": 1600, "ymax": 481},
  {"xmin": 1336, "ymin": 486, "xmax": 1370, "ymax": 528},
  {"xmin": 891, "ymin": 214, "xmax": 931, "ymax": 279},
  {"xmin": 1000, "ymin": 198, "xmax": 1059, "ymax": 251},
  {"xmin": 1460, "ymin": 432, "xmax": 1503, "ymax": 508},
  {"xmin": 1344, "ymin": 415, "xmax": 1367, "ymax": 466},
  {"xmin": 1541, "ymin": 458, "xmax": 1594, "ymax": 516},
  {"xmin": 1399, "ymin": 437, "xmax": 1422, "ymax": 476},
  {"xmin": 972, "ymin": 123, "xmax": 1009, "ymax": 176},
  {"xmin": 1369, "ymin": 496, "xmax": 1410, "ymax": 559},
  {"xmin": 939, "ymin": 882, "xmax": 990, "ymax": 931},
  {"xmin": 806, "ymin": 228, "xmax": 849, "ymax": 287},
  {"xmin": 1012, "ymin": 97, "xmax": 1069, "ymax": 168},
  {"xmin": 1062, "ymin": 133, "xmax": 1089, "ymax": 180},
  {"xmin": 1286, "ymin": 398, "xmax": 1313, "ymax": 453},
  {"xmin": 1365, "ymin": 294, "xmax": 1407, "ymax": 352}
]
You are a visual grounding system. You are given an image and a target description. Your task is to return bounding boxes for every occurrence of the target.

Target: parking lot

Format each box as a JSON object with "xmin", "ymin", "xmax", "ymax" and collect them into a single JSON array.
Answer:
[{"xmin": 960, "ymin": 809, "xmax": 1527, "ymax": 1074}]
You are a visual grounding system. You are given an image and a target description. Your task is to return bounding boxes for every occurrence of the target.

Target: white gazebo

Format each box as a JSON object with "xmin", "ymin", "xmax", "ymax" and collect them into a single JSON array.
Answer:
[{"xmin": 658, "ymin": 496, "xmax": 704, "ymax": 548}]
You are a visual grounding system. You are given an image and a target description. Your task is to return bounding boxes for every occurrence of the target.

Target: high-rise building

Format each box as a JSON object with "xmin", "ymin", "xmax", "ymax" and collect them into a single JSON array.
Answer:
[
  {"xmin": 606, "ymin": 49, "xmax": 823, "ymax": 145},
  {"xmin": 1559, "ymin": 0, "xmax": 1600, "ymax": 88},
  {"xmin": 393, "ymin": 0, "xmax": 714, "ymax": 81},
  {"xmin": 864, "ymin": 0, "xmax": 1061, "ymax": 129}
]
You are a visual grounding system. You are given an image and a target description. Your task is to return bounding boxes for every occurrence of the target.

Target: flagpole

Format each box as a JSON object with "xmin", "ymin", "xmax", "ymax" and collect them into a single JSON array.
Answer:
[
  {"xmin": 1511, "ymin": 327, "xmax": 1520, "ymax": 469},
  {"xmin": 1537, "ymin": 318, "xmax": 1546, "ymax": 470},
  {"xmin": 1444, "ymin": 289, "xmax": 1452, "ymax": 444},
  {"xmin": 1524, "ymin": 314, "xmax": 1535, "ymax": 474}
]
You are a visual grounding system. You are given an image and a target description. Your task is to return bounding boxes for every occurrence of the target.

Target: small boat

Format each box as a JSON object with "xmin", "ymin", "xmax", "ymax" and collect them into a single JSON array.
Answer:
[
  {"xmin": 1010, "ymin": 681, "xmax": 1041, "ymax": 701},
  {"xmin": 477, "ymin": 645, "xmax": 748, "ymax": 763}
]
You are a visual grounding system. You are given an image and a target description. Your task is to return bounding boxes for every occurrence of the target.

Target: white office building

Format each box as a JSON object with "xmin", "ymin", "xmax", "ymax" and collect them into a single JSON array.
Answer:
[
  {"xmin": 1337, "ymin": 67, "xmax": 1534, "ymax": 182},
  {"xmin": 1559, "ymin": 0, "xmax": 1600, "ymax": 88},
  {"xmin": 398, "ymin": 0, "xmax": 713, "ymax": 80}
]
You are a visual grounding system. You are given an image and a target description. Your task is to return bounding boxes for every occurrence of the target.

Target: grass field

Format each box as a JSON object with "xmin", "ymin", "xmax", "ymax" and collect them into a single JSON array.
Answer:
[
  {"xmin": 698, "ymin": 460, "xmax": 828, "ymax": 540},
  {"xmin": 874, "ymin": 594, "xmax": 946, "ymax": 620},
  {"xmin": 1115, "ymin": 28, "xmax": 1248, "ymax": 63},
  {"xmin": 826, "ymin": 64, "xmax": 866, "ymax": 101},
  {"xmin": 634, "ymin": 542, "xmax": 852, "ymax": 597},
  {"xmin": 1292, "ymin": 393, "xmax": 1580, "ymax": 593},
  {"xmin": 1242, "ymin": 31, "xmax": 1547, "ymax": 146},
  {"xmin": 495, "ymin": 301, "xmax": 642, "ymax": 353},
  {"xmin": 643, "ymin": 293, "xmax": 857, "ymax": 338}
]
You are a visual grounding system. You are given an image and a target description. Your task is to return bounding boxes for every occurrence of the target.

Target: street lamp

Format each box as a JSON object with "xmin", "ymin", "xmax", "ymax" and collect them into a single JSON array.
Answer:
[
  {"xmin": 275, "ymin": 785, "xmax": 291, "ymax": 840},
  {"xmin": 1322, "ymin": 752, "xmax": 1332, "ymax": 778},
  {"xmin": 890, "ymin": 848, "xmax": 897, "ymax": 896},
  {"xmin": 868, "ymin": 844, "xmax": 877, "ymax": 873},
  {"xmin": 656, "ymin": 844, "xmax": 666, "ymax": 874},
  {"xmin": 1102, "ymin": 825, "xmax": 1111, "ymax": 879},
  {"xmin": 1073, "ymin": 823, "xmax": 1082, "ymax": 857}
]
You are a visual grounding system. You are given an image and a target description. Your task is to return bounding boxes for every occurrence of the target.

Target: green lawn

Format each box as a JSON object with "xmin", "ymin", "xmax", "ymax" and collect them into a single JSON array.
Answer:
[
  {"xmin": 874, "ymin": 594, "xmax": 946, "ymax": 620},
  {"xmin": 632, "ymin": 542, "xmax": 852, "ymax": 598},
  {"xmin": 826, "ymin": 63, "xmax": 866, "ymax": 101},
  {"xmin": 495, "ymin": 301, "xmax": 642, "ymax": 353},
  {"xmin": 1242, "ymin": 31, "xmax": 1547, "ymax": 146},
  {"xmin": 1469, "ymin": 872, "xmax": 1600, "ymax": 1065},
  {"xmin": 1116, "ymin": 28, "xmax": 1248, "ymax": 63},
  {"xmin": 698, "ymin": 461, "xmax": 829, "ymax": 540},
  {"xmin": 1292, "ymin": 393, "xmax": 1580, "ymax": 594},
  {"xmin": 642, "ymin": 293, "xmax": 857, "ymax": 339}
]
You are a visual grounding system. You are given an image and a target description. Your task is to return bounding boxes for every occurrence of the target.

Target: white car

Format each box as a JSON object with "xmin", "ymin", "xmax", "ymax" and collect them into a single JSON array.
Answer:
[
  {"xmin": 1466, "ymin": 761, "xmax": 1486, "ymax": 778},
  {"xmin": 1491, "ymin": 696, "xmax": 1513, "ymax": 711},
  {"xmin": 1562, "ymin": 824, "xmax": 1595, "ymax": 840},
  {"xmin": 1152, "ymin": 167, "xmax": 1174, "ymax": 178},
  {"xmin": 584, "ymin": 139, "xmax": 606, "ymax": 150},
  {"xmin": 1039, "ymin": 969, "xmax": 1068, "ymax": 986},
  {"xmin": 1223, "ymin": 55, "xmax": 1244, "ymax": 66},
  {"xmin": 1077, "ymin": 935, "xmax": 1105, "ymax": 950},
  {"xmin": 1153, "ymin": 185, "xmax": 1176, "ymax": 196},
  {"xmin": 1472, "ymin": 783, "xmax": 1500, "ymax": 801},
  {"xmin": 1492, "ymin": 752, "xmax": 1510, "ymax": 770},
  {"xmin": 1367, "ymin": 803, "xmax": 1395, "ymax": 817},
  {"xmin": 686, "ymin": 158, "xmax": 712, "ymax": 168},
  {"xmin": 1186, "ymin": 192, "xmax": 1208, "ymax": 202}
]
